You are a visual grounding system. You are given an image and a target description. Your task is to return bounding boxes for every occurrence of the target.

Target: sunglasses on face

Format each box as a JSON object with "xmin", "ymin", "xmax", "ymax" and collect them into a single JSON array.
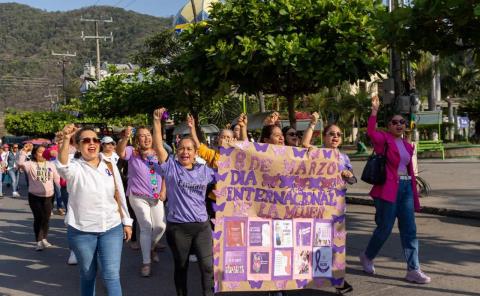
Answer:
[
  {"xmin": 390, "ymin": 119, "xmax": 406, "ymax": 125},
  {"xmin": 327, "ymin": 131, "xmax": 343, "ymax": 137},
  {"xmin": 80, "ymin": 137, "xmax": 100, "ymax": 144}
]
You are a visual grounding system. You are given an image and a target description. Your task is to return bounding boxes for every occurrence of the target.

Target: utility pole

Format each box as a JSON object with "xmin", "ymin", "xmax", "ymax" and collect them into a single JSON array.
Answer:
[
  {"xmin": 80, "ymin": 17, "xmax": 113, "ymax": 81},
  {"xmin": 190, "ymin": 0, "xmax": 198, "ymax": 23},
  {"xmin": 45, "ymin": 89, "xmax": 59, "ymax": 111},
  {"xmin": 51, "ymin": 51, "xmax": 76, "ymax": 105}
]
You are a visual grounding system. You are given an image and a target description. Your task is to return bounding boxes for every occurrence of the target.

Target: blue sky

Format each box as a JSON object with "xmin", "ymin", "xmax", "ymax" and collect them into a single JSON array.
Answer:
[{"xmin": 0, "ymin": 0, "xmax": 187, "ymax": 17}]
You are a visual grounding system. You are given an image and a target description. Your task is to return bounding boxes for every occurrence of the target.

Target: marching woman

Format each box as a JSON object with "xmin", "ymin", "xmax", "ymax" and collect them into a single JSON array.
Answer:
[
  {"xmin": 359, "ymin": 96, "xmax": 431, "ymax": 284},
  {"xmin": 302, "ymin": 112, "xmax": 357, "ymax": 186},
  {"xmin": 153, "ymin": 108, "xmax": 215, "ymax": 296},
  {"xmin": 116, "ymin": 125, "xmax": 167, "ymax": 277},
  {"xmin": 56, "ymin": 124, "xmax": 133, "ymax": 296},
  {"xmin": 302, "ymin": 112, "xmax": 355, "ymax": 294},
  {"xmin": 17, "ymin": 144, "xmax": 60, "ymax": 250}
]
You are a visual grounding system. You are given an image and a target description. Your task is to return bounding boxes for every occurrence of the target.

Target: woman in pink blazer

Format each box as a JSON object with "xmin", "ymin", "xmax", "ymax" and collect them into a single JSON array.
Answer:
[{"xmin": 359, "ymin": 96, "xmax": 431, "ymax": 284}]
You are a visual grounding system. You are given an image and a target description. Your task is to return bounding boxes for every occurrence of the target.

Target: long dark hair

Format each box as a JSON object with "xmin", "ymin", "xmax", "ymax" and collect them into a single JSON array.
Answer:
[
  {"xmin": 260, "ymin": 125, "xmax": 278, "ymax": 143},
  {"xmin": 31, "ymin": 145, "xmax": 47, "ymax": 162}
]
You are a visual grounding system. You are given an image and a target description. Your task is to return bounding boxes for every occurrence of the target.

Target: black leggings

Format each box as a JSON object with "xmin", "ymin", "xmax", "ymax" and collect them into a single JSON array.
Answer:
[
  {"xmin": 28, "ymin": 193, "xmax": 53, "ymax": 242},
  {"xmin": 166, "ymin": 221, "xmax": 214, "ymax": 296}
]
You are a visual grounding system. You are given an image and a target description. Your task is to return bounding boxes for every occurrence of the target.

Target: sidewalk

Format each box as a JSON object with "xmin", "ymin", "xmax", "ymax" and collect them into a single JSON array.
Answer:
[{"xmin": 348, "ymin": 159, "xmax": 480, "ymax": 220}]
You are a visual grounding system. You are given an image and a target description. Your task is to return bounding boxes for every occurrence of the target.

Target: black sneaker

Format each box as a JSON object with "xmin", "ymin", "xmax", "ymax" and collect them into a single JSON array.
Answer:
[{"xmin": 336, "ymin": 280, "xmax": 353, "ymax": 295}]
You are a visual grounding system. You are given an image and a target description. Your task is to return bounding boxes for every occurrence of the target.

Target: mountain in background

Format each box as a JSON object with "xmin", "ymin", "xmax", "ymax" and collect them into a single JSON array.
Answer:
[{"xmin": 0, "ymin": 3, "xmax": 171, "ymax": 112}]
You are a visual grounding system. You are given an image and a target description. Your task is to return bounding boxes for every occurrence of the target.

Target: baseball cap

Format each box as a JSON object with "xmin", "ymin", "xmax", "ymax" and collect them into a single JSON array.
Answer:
[{"xmin": 101, "ymin": 136, "xmax": 116, "ymax": 145}]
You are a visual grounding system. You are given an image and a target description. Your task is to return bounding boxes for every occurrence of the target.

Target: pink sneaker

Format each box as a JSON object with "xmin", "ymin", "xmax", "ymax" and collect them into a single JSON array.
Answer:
[
  {"xmin": 405, "ymin": 269, "xmax": 431, "ymax": 284},
  {"xmin": 359, "ymin": 252, "xmax": 375, "ymax": 274}
]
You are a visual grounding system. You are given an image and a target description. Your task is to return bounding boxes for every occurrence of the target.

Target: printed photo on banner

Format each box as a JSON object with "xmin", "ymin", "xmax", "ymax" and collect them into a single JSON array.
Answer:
[
  {"xmin": 225, "ymin": 218, "xmax": 247, "ymax": 248},
  {"xmin": 248, "ymin": 219, "xmax": 271, "ymax": 247},
  {"xmin": 224, "ymin": 250, "xmax": 247, "ymax": 281},
  {"xmin": 312, "ymin": 247, "xmax": 332, "ymax": 278},
  {"xmin": 294, "ymin": 219, "xmax": 313, "ymax": 247},
  {"xmin": 314, "ymin": 221, "xmax": 332, "ymax": 247},
  {"xmin": 247, "ymin": 251, "xmax": 271, "ymax": 280},
  {"xmin": 273, "ymin": 249, "xmax": 293, "ymax": 279},
  {"xmin": 273, "ymin": 220, "xmax": 293, "ymax": 248},
  {"xmin": 293, "ymin": 249, "xmax": 312, "ymax": 279}
]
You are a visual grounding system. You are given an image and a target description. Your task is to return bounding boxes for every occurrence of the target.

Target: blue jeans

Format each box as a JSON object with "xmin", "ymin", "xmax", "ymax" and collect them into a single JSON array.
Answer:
[
  {"xmin": 365, "ymin": 180, "xmax": 420, "ymax": 271},
  {"xmin": 7, "ymin": 169, "xmax": 19, "ymax": 192},
  {"xmin": 60, "ymin": 187, "xmax": 69, "ymax": 212},
  {"xmin": 68, "ymin": 224, "xmax": 124, "ymax": 296}
]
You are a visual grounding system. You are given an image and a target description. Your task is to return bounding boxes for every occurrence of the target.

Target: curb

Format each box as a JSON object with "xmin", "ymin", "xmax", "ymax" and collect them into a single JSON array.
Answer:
[{"xmin": 346, "ymin": 196, "xmax": 480, "ymax": 220}]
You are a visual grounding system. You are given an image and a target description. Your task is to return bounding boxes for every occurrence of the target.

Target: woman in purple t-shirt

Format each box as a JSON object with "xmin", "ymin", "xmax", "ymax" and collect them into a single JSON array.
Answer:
[
  {"xmin": 153, "ymin": 108, "xmax": 215, "ymax": 296},
  {"xmin": 117, "ymin": 126, "xmax": 166, "ymax": 277}
]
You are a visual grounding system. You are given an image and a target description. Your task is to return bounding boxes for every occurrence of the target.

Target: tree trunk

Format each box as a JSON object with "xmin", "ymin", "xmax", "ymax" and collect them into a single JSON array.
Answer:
[
  {"xmin": 287, "ymin": 95, "xmax": 296, "ymax": 129},
  {"xmin": 257, "ymin": 91, "xmax": 266, "ymax": 113}
]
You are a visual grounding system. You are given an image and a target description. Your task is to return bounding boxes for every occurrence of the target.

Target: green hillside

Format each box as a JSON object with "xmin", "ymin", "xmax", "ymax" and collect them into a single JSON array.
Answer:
[{"xmin": 0, "ymin": 3, "xmax": 171, "ymax": 111}]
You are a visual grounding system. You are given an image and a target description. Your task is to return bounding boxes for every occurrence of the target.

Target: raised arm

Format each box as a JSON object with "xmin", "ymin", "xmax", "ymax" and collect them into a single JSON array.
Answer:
[
  {"xmin": 116, "ymin": 126, "xmax": 132, "ymax": 159},
  {"xmin": 187, "ymin": 113, "xmax": 201, "ymax": 148},
  {"xmin": 153, "ymin": 108, "xmax": 168, "ymax": 163},
  {"xmin": 16, "ymin": 144, "xmax": 33, "ymax": 170},
  {"xmin": 58, "ymin": 124, "xmax": 78, "ymax": 165},
  {"xmin": 238, "ymin": 113, "xmax": 248, "ymax": 141},
  {"xmin": 302, "ymin": 112, "xmax": 319, "ymax": 148},
  {"xmin": 367, "ymin": 96, "xmax": 385, "ymax": 145}
]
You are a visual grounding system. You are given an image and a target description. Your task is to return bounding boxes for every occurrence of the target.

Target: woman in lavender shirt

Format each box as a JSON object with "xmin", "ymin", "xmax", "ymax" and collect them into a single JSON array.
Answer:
[
  {"xmin": 117, "ymin": 126, "xmax": 166, "ymax": 277},
  {"xmin": 153, "ymin": 108, "xmax": 215, "ymax": 296}
]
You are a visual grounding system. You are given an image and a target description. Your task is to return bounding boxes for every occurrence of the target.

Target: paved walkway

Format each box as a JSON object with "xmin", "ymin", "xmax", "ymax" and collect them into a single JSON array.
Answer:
[
  {"xmin": 348, "ymin": 159, "xmax": 480, "ymax": 218},
  {"xmin": 1, "ymin": 186, "xmax": 479, "ymax": 295}
]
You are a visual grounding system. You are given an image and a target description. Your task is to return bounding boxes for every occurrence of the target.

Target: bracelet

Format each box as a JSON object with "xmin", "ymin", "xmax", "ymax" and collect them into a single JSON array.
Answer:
[{"xmin": 309, "ymin": 124, "xmax": 316, "ymax": 129}]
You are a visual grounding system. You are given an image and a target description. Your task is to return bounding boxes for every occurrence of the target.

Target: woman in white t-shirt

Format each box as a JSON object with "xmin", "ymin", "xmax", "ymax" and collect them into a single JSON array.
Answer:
[{"xmin": 56, "ymin": 124, "xmax": 133, "ymax": 296}]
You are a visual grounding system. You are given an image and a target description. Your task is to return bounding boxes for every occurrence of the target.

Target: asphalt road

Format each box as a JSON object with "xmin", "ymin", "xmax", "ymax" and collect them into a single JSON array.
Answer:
[{"xmin": 1, "ymin": 192, "xmax": 479, "ymax": 296}]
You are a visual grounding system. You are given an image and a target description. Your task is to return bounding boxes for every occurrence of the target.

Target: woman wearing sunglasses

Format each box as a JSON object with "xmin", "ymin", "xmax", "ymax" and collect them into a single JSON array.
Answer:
[
  {"xmin": 302, "ymin": 112, "xmax": 355, "ymax": 294},
  {"xmin": 17, "ymin": 144, "xmax": 61, "ymax": 251},
  {"xmin": 359, "ymin": 96, "xmax": 431, "ymax": 284},
  {"xmin": 56, "ymin": 125, "xmax": 133, "ymax": 296}
]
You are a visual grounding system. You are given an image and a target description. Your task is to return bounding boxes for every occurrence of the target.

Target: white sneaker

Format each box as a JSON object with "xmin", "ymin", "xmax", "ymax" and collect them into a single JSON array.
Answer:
[
  {"xmin": 35, "ymin": 241, "xmax": 44, "ymax": 251},
  {"xmin": 189, "ymin": 254, "xmax": 198, "ymax": 262},
  {"xmin": 359, "ymin": 252, "xmax": 375, "ymax": 275},
  {"xmin": 41, "ymin": 239, "xmax": 52, "ymax": 248},
  {"xmin": 67, "ymin": 251, "xmax": 78, "ymax": 265},
  {"xmin": 405, "ymin": 269, "xmax": 431, "ymax": 284},
  {"xmin": 12, "ymin": 191, "xmax": 20, "ymax": 198}
]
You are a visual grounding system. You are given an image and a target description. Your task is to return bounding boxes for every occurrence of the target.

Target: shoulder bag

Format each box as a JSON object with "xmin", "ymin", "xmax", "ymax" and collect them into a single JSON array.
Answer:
[
  {"xmin": 104, "ymin": 160, "xmax": 124, "ymax": 219},
  {"xmin": 361, "ymin": 141, "xmax": 388, "ymax": 185}
]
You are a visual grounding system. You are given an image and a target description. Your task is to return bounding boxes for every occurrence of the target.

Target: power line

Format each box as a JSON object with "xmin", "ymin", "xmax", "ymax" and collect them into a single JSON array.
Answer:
[
  {"xmin": 113, "ymin": 0, "xmax": 126, "ymax": 7},
  {"xmin": 124, "ymin": 0, "xmax": 137, "ymax": 9},
  {"xmin": 51, "ymin": 51, "xmax": 77, "ymax": 105}
]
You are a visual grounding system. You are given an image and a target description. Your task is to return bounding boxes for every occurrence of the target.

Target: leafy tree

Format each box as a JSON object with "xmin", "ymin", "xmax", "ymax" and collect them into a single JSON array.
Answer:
[
  {"xmin": 380, "ymin": 1, "xmax": 480, "ymax": 62},
  {"xmin": 74, "ymin": 69, "xmax": 176, "ymax": 119},
  {"xmin": 179, "ymin": 0, "xmax": 387, "ymax": 128},
  {"xmin": 4, "ymin": 110, "xmax": 148, "ymax": 137}
]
